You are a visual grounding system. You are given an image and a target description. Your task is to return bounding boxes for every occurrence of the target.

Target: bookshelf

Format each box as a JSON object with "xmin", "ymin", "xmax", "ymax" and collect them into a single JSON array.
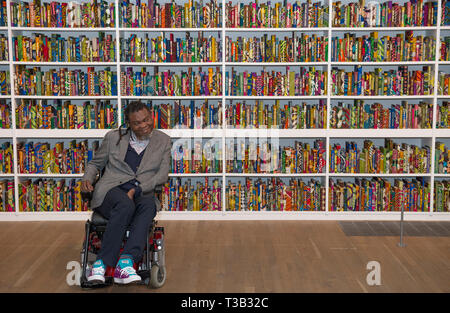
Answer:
[{"xmin": 0, "ymin": 0, "xmax": 449, "ymax": 220}]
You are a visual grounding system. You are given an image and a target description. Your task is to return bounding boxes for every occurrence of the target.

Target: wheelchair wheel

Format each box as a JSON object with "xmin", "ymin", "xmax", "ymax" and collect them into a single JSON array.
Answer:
[{"xmin": 149, "ymin": 264, "xmax": 166, "ymax": 288}]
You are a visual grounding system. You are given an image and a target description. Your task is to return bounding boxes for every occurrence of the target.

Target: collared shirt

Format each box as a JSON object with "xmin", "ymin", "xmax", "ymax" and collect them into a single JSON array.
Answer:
[{"xmin": 129, "ymin": 129, "xmax": 151, "ymax": 155}]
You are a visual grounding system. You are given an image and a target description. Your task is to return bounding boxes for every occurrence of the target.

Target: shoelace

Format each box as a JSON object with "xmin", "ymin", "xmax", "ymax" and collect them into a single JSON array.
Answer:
[
  {"xmin": 91, "ymin": 265, "xmax": 105, "ymax": 275},
  {"xmin": 119, "ymin": 266, "xmax": 137, "ymax": 277}
]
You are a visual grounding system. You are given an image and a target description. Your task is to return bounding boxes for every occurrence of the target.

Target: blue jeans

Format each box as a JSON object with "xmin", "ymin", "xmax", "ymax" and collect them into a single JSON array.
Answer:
[{"xmin": 94, "ymin": 186, "xmax": 157, "ymax": 267}]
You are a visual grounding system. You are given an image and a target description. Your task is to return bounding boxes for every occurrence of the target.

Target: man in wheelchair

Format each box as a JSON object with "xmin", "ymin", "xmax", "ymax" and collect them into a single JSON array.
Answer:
[{"xmin": 80, "ymin": 101, "xmax": 171, "ymax": 286}]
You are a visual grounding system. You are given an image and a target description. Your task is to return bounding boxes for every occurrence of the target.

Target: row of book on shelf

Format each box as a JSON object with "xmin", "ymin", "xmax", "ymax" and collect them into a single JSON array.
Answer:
[
  {"xmin": 121, "ymin": 67, "xmax": 222, "ymax": 96},
  {"xmin": 329, "ymin": 139, "xmax": 431, "ymax": 174},
  {"xmin": 329, "ymin": 177, "xmax": 432, "ymax": 212},
  {"xmin": 14, "ymin": 66, "xmax": 117, "ymax": 96},
  {"xmin": 332, "ymin": 0, "xmax": 437, "ymax": 28},
  {"xmin": 2, "ymin": 138, "xmax": 448, "ymax": 175},
  {"xmin": 1, "ymin": 177, "xmax": 448, "ymax": 212},
  {"xmin": 224, "ymin": 139, "xmax": 326, "ymax": 174},
  {"xmin": 2, "ymin": 99, "xmax": 450, "ymax": 130},
  {"xmin": 331, "ymin": 65, "xmax": 434, "ymax": 96},
  {"xmin": 12, "ymin": 32, "xmax": 116, "ymax": 62},
  {"xmin": 331, "ymin": 31, "xmax": 436, "ymax": 62},
  {"xmin": 15, "ymin": 99, "xmax": 117, "ymax": 129},
  {"xmin": 120, "ymin": 0, "xmax": 222, "ymax": 29},
  {"xmin": 10, "ymin": 0, "xmax": 116, "ymax": 28},
  {"xmin": 7, "ymin": 65, "xmax": 450, "ymax": 97},
  {"xmin": 7, "ymin": 31, "xmax": 450, "ymax": 63},
  {"xmin": 226, "ymin": 100, "xmax": 326, "ymax": 129},
  {"xmin": 8, "ymin": 0, "xmax": 450, "ymax": 29}
]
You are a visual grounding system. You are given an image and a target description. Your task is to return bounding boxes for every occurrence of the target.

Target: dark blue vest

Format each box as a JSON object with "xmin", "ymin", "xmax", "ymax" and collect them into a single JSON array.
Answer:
[{"xmin": 119, "ymin": 143, "xmax": 146, "ymax": 194}]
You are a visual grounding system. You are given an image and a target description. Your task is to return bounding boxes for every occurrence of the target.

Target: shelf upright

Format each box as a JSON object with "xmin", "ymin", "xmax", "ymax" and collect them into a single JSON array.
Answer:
[{"xmin": 6, "ymin": 0, "xmax": 19, "ymax": 216}]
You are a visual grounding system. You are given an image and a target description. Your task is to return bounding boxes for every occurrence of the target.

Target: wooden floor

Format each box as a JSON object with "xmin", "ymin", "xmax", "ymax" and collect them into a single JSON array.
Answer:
[{"xmin": 0, "ymin": 220, "xmax": 449, "ymax": 293}]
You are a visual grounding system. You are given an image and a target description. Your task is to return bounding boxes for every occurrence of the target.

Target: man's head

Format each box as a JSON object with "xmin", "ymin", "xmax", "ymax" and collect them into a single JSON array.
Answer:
[{"xmin": 125, "ymin": 101, "xmax": 154, "ymax": 140}]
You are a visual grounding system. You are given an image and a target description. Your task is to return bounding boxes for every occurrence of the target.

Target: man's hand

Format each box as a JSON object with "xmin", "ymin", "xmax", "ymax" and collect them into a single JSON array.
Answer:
[
  {"xmin": 81, "ymin": 180, "xmax": 94, "ymax": 193},
  {"xmin": 127, "ymin": 188, "xmax": 135, "ymax": 200}
]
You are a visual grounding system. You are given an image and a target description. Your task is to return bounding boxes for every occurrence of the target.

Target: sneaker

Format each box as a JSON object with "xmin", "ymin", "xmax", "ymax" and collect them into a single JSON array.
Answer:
[
  {"xmin": 114, "ymin": 257, "xmax": 141, "ymax": 284},
  {"xmin": 88, "ymin": 259, "xmax": 106, "ymax": 283}
]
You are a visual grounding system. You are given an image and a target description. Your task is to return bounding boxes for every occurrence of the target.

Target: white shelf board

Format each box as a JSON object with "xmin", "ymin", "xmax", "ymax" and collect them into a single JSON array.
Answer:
[
  {"xmin": 329, "ymin": 173, "xmax": 431, "ymax": 177},
  {"xmin": 225, "ymin": 173, "xmax": 326, "ymax": 177},
  {"xmin": 0, "ymin": 129, "xmax": 13, "ymax": 137},
  {"xmin": 225, "ymin": 128, "xmax": 327, "ymax": 138},
  {"xmin": 159, "ymin": 128, "xmax": 224, "ymax": 138},
  {"xmin": 17, "ymin": 173, "xmax": 84, "ymax": 178},
  {"xmin": 226, "ymin": 96, "xmax": 327, "ymax": 100},
  {"xmin": 1, "ymin": 211, "xmax": 448, "ymax": 222},
  {"xmin": 225, "ymin": 27, "xmax": 329, "ymax": 32},
  {"xmin": 121, "ymin": 62, "xmax": 222, "ymax": 66},
  {"xmin": 226, "ymin": 62, "xmax": 327, "ymax": 66},
  {"xmin": 15, "ymin": 129, "xmax": 112, "ymax": 138},
  {"xmin": 11, "ymin": 27, "xmax": 116, "ymax": 32},
  {"xmin": 13, "ymin": 61, "xmax": 117, "ymax": 66},
  {"xmin": 119, "ymin": 27, "xmax": 223, "ymax": 32},
  {"xmin": 121, "ymin": 95, "xmax": 222, "ymax": 99},
  {"xmin": 329, "ymin": 129, "xmax": 434, "ymax": 138},
  {"xmin": 14, "ymin": 95, "xmax": 118, "ymax": 100},
  {"xmin": 331, "ymin": 26, "xmax": 437, "ymax": 31},
  {"xmin": 434, "ymin": 129, "xmax": 450, "ymax": 137}
]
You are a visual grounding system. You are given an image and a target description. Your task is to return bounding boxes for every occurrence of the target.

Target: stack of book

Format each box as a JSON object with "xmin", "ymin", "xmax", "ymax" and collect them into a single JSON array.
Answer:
[
  {"xmin": 120, "ymin": 32, "xmax": 220, "ymax": 63},
  {"xmin": 160, "ymin": 177, "xmax": 222, "ymax": 211},
  {"xmin": 225, "ymin": 33, "xmax": 328, "ymax": 63},
  {"xmin": 437, "ymin": 101, "xmax": 450, "ymax": 129},
  {"xmin": 435, "ymin": 142, "xmax": 450, "ymax": 174},
  {"xmin": 438, "ymin": 71, "xmax": 450, "ymax": 95},
  {"xmin": 0, "ymin": 1, "xmax": 6, "ymax": 26},
  {"xmin": 440, "ymin": 37, "xmax": 450, "ymax": 61},
  {"xmin": 14, "ymin": 66, "xmax": 117, "ymax": 96},
  {"xmin": 16, "ymin": 99, "xmax": 117, "ymax": 129},
  {"xmin": 120, "ymin": 0, "xmax": 222, "ymax": 28},
  {"xmin": 225, "ymin": 0, "xmax": 329, "ymax": 28},
  {"xmin": 18, "ymin": 178, "xmax": 89, "ymax": 212},
  {"xmin": 0, "ymin": 34, "xmax": 8, "ymax": 61},
  {"xmin": 331, "ymin": 31, "xmax": 435, "ymax": 62},
  {"xmin": 0, "ymin": 100, "xmax": 11, "ymax": 129},
  {"xmin": 329, "ymin": 139, "xmax": 431, "ymax": 174},
  {"xmin": 13, "ymin": 32, "xmax": 116, "ymax": 62},
  {"xmin": 434, "ymin": 180, "xmax": 450, "ymax": 212},
  {"xmin": 170, "ymin": 139, "xmax": 222, "ymax": 174},
  {"xmin": 125, "ymin": 100, "xmax": 222, "ymax": 129},
  {"xmin": 443, "ymin": 0, "xmax": 450, "ymax": 25},
  {"xmin": 120, "ymin": 66, "xmax": 222, "ymax": 96},
  {"xmin": 226, "ymin": 177, "xmax": 326, "ymax": 211},
  {"xmin": 225, "ymin": 139, "xmax": 326, "ymax": 174},
  {"xmin": 226, "ymin": 100, "xmax": 326, "ymax": 129},
  {"xmin": 17, "ymin": 140, "xmax": 98, "ymax": 174},
  {"xmin": 0, "ymin": 142, "xmax": 13, "ymax": 174},
  {"xmin": 0, "ymin": 70, "xmax": 10, "ymax": 95},
  {"xmin": 226, "ymin": 66, "xmax": 327, "ymax": 96},
  {"xmin": 10, "ymin": 0, "xmax": 116, "ymax": 28},
  {"xmin": 332, "ymin": 0, "xmax": 437, "ymax": 28},
  {"xmin": 329, "ymin": 177, "xmax": 430, "ymax": 211},
  {"xmin": 330, "ymin": 100, "xmax": 433, "ymax": 129},
  {"xmin": 0, "ymin": 180, "xmax": 14, "ymax": 212},
  {"xmin": 331, "ymin": 65, "xmax": 434, "ymax": 96}
]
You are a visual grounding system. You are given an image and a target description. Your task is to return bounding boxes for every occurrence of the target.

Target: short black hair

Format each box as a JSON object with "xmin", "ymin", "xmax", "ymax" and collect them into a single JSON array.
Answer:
[{"xmin": 123, "ymin": 101, "xmax": 151, "ymax": 124}]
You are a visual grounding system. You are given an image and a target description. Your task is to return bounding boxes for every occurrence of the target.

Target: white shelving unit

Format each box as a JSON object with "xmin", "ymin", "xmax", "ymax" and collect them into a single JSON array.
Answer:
[{"xmin": 0, "ymin": 0, "xmax": 449, "ymax": 220}]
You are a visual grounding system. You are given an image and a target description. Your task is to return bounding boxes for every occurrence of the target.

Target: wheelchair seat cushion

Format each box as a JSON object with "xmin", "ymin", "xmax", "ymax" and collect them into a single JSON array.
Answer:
[{"xmin": 91, "ymin": 210, "xmax": 109, "ymax": 226}]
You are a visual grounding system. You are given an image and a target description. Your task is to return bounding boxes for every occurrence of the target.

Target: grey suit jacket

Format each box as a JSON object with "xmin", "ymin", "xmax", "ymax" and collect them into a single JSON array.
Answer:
[{"xmin": 82, "ymin": 128, "xmax": 172, "ymax": 209}]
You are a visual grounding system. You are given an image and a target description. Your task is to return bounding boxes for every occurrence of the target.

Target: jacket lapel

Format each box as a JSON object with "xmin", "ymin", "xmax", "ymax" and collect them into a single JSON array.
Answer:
[
  {"xmin": 137, "ymin": 130, "xmax": 158, "ymax": 175},
  {"xmin": 118, "ymin": 131, "xmax": 131, "ymax": 161}
]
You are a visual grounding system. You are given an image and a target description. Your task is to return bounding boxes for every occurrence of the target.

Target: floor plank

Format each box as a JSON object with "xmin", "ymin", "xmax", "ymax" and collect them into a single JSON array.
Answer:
[{"xmin": 0, "ymin": 221, "xmax": 448, "ymax": 293}]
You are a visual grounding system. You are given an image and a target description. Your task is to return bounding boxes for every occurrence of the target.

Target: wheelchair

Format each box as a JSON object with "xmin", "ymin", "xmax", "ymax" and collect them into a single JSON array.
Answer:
[{"xmin": 79, "ymin": 185, "xmax": 167, "ymax": 289}]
